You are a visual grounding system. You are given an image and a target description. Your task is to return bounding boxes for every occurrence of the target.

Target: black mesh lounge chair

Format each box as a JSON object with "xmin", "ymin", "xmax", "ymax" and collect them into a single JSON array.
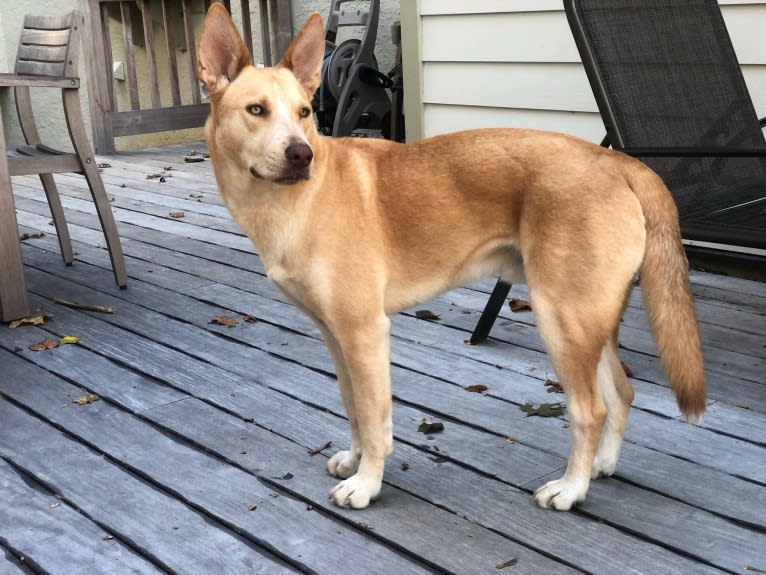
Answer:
[{"xmin": 470, "ymin": 0, "xmax": 766, "ymax": 344}]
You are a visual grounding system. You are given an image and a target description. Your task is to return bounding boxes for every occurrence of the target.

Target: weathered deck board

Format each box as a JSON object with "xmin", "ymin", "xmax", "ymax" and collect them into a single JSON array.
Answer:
[{"xmin": 3, "ymin": 144, "xmax": 765, "ymax": 574}]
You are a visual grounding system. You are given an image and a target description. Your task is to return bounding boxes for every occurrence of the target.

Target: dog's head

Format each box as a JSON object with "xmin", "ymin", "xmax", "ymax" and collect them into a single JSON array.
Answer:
[{"xmin": 198, "ymin": 5, "xmax": 324, "ymax": 185}]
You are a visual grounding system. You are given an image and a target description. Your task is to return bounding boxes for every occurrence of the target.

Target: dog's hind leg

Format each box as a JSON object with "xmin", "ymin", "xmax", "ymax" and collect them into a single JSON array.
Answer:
[
  {"xmin": 327, "ymin": 314, "xmax": 394, "ymax": 509},
  {"xmin": 592, "ymin": 336, "xmax": 634, "ymax": 479},
  {"xmin": 530, "ymin": 293, "xmax": 610, "ymax": 510}
]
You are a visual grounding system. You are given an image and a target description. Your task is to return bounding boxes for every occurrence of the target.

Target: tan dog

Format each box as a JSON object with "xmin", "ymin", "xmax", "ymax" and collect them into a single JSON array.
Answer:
[{"xmin": 198, "ymin": 5, "xmax": 705, "ymax": 511}]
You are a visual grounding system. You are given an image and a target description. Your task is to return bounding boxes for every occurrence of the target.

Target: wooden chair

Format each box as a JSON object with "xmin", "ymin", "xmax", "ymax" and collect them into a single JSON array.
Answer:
[
  {"xmin": 471, "ymin": 0, "xmax": 766, "ymax": 343},
  {"xmin": 0, "ymin": 10, "xmax": 127, "ymax": 321}
]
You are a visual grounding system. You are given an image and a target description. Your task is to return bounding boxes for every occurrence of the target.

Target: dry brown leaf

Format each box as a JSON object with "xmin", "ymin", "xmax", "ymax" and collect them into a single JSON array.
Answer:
[
  {"xmin": 8, "ymin": 315, "xmax": 47, "ymax": 329},
  {"xmin": 496, "ymin": 557, "xmax": 519, "ymax": 569},
  {"xmin": 169, "ymin": 211, "xmax": 185, "ymax": 218},
  {"xmin": 54, "ymin": 298, "xmax": 116, "ymax": 314},
  {"xmin": 465, "ymin": 384, "xmax": 488, "ymax": 394},
  {"xmin": 415, "ymin": 309, "xmax": 440, "ymax": 320},
  {"xmin": 509, "ymin": 298, "xmax": 532, "ymax": 312},
  {"xmin": 146, "ymin": 173, "xmax": 162, "ymax": 179},
  {"xmin": 247, "ymin": 503, "xmax": 258, "ymax": 512},
  {"xmin": 210, "ymin": 315, "xmax": 238, "ymax": 327},
  {"xmin": 544, "ymin": 379, "xmax": 564, "ymax": 394},
  {"xmin": 73, "ymin": 393, "xmax": 100, "ymax": 405},
  {"xmin": 243, "ymin": 314, "xmax": 258, "ymax": 324},
  {"xmin": 307, "ymin": 441, "xmax": 332, "ymax": 455},
  {"xmin": 29, "ymin": 338, "xmax": 59, "ymax": 351}
]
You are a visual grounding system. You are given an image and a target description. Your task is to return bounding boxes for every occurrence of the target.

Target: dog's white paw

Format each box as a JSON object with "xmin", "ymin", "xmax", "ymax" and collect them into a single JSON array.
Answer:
[
  {"xmin": 591, "ymin": 454, "xmax": 618, "ymax": 479},
  {"xmin": 533, "ymin": 478, "xmax": 588, "ymax": 510},
  {"xmin": 326, "ymin": 450, "xmax": 361, "ymax": 479},
  {"xmin": 328, "ymin": 474, "xmax": 381, "ymax": 509}
]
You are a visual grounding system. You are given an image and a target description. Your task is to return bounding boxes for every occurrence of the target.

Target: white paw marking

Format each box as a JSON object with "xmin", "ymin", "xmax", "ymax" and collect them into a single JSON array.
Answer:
[
  {"xmin": 328, "ymin": 474, "xmax": 381, "ymax": 509},
  {"xmin": 326, "ymin": 450, "xmax": 360, "ymax": 479},
  {"xmin": 533, "ymin": 477, "xmax": 588, "ymax": 510}
]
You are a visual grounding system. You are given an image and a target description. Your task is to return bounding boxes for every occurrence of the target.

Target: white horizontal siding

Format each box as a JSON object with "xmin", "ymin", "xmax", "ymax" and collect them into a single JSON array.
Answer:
[{"xmin": 409, "ymin": 1, "xmax": 766, "ymax": 143}]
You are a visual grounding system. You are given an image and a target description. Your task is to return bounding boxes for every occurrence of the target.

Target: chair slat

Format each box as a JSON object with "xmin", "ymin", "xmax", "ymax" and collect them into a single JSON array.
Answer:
[
  {"xmin": 16, "ymin": 44, "xmax": 68, "ymax": 64},
  {"xmin": 22, "ymin": 14, "xmax": 73, "ymax": 30},
  {"xmin": 20, "ymin": 28, "xmax": 70, "ymax": 47}
]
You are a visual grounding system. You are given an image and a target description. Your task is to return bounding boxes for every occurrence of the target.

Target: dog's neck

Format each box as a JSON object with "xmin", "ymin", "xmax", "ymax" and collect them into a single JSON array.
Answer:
[{"xmin": 214, "ymin": 132, "xmax": 329, "ymax": 273}]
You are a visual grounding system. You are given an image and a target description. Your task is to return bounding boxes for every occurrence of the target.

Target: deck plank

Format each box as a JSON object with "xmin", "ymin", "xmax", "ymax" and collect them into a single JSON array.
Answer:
[{"xmin": 3, "ymin": 143, "xmax": 765, "ymax": 575}]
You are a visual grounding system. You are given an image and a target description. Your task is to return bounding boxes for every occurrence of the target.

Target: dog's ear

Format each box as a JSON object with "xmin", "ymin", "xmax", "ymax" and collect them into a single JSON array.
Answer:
[
  {"xmin": 277, "ymin": 12, "xmax": 325, "ymax": 95},
  {"xmin": 198, "ymin": 3, "xmax": 252, "ymax": 97}
]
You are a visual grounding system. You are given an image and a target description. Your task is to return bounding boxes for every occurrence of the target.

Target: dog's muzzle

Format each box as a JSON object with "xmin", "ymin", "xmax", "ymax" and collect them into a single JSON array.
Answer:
[
  {"xmin": 250, "ymin": 141, "xmax": 313, "ymax": 184},
  {"xmin": 277, "ymin": 141, "xmax": 313, "ymax": 184}
]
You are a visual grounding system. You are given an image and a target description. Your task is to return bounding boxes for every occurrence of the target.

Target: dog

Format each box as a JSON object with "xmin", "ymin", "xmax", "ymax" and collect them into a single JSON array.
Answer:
[{"xmin": 198, "ymin": 4, "xmax": 705, "ymax": 511}]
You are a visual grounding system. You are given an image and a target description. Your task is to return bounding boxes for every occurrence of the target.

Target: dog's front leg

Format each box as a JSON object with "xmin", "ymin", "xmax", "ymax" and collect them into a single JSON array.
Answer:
[
  {"xmin": 317, "ymin": 326, "xmax": 362, "ymax": 479},
  {"xmin": 326, "ymin": 315, "xmax": 393, "ymax": 509}
]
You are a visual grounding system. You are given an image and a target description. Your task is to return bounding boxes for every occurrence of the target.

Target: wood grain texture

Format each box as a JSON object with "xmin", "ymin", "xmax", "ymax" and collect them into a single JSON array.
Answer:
[{"xmin": 1, "ymin": 143, "xmax": 763, "ymax": 574}]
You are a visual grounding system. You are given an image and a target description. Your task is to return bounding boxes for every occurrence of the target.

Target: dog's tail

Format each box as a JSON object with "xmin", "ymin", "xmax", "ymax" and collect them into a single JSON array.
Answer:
[{"xmin": 628, "ymin": 166, "xmax": 706, "ymax": 422}]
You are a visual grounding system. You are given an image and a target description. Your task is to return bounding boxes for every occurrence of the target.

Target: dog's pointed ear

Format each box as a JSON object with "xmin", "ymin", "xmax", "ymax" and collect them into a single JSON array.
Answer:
[
  {"xmin": 277, "ymin": 12, "xmax": 325, "ymax": 95},
  {"xmin": 198, "ymin": 3, "xmax": 252, "ymax": 97}
]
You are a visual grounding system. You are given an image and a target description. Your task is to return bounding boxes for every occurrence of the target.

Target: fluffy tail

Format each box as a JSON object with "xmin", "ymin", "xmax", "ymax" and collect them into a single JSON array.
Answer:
[{"xmin": 629, "ymin": 167, "xmax": 706, "ymax": 422}]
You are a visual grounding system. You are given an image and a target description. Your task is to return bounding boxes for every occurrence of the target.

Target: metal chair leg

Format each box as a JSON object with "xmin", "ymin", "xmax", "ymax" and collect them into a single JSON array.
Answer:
[{"xmin": 470, "ymin": 278, "xmax": 512, "ymax": 344}]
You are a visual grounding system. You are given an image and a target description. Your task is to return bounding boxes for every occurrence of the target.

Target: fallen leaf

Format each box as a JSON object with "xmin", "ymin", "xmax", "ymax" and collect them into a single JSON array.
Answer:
[
  {"xmin": 210, "ymin": 315, "xmax": 238, "ymax": 327},
  {"xmin": 169, "ymin": 211, "xmax": 185, "ymax": 218},
  {"xmin": 509, "ymin": 299, "xmax": 532, "ymax": 312},
  {"xmin": 544, "ymin": 379, "xmax": 564, "ymax": 394},
  {"xmin": 243, "ymin": 314, "xmax": 258, "ymax": 324},
  {"xmin": 415, "ymin": 309, "xmax": 440, "ymax": 320},
  {"xmin": 163, "ymin": 165, "xmax": 173, "ymax": 171},
  {"xmin": 58, "ymin": 335, "xmax": 80, "ymax": 345},
  {"xmin": 247, "ymin": 503, "xmax": 258, "ymax": 512},
  {"xmin": 184, "ymin": 156, "xmax": 205, "ymax": 163},
  {"xmin": 520, "ymin": 402, "xmax": 565, "ymax": 418},
  {"xmin": 8, "ymin": 315, "xmax": 47, "ymax": 329},
  {"xmin": 357, "ymin": 521, "xmax": 374, "ymax": 530},
  {"xmin": 417, "ymin": 421, "xmax": 444, "ymax": 434},
  {"xmin": 97, "ymin": 162, "xmax": 111, "ymax": 169},
  {"xmin": 49, "ymin": 501, "xmax": 60, "ymax": 509},
  {"xmin": 146, "ymin": 173, "xmax": 162, "ymax": 179},
  {"xmin": 307, "ymin": 441, "xmax": 332, "ymax": 455},
  {"xmin": 29, "ymin": 338, "xmax": 59, "ymax": 351},
  {"xmin": 270, "ymin": 492, "xmax": 280, "ymax": 498},
  {"xmin": 504, "ymin": 436, "xmax": 517, "ymax": 444},
  {"xmin": 18, "ymin": 232, "xmax": 45, "ymax": 241},
  {"xmin": 620, "ymin": 361, "xmax": 632, "ymax": 377},
  {"xmin": 73, "ymin": 393, "xmax": 100, "ymax": 405},
  {"xmin": 496, "ymin": 557, "xmax": 519, "ymax": 569},
  {"xmin": 54, "ymin": 298, "xmax": 116, "ymax": 314},
  {"xmin": 465, "ymin": 384, "xmax": 488, "ymax": 394}
]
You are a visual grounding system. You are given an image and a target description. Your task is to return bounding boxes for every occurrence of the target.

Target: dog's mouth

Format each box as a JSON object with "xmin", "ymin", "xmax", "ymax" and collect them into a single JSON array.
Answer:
[{"xmin": 249, "ymin": 166, "xmax": 309, "ymax": 185}]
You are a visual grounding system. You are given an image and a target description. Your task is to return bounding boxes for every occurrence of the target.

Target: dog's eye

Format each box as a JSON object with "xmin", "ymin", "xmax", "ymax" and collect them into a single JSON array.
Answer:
[
  {"xmin": 299, "ymin": 106, "xmax": 311, "ymax": 118},
  {"xmin": 247, "ymin": 104, "xmax": 265, "ymax": 116}
]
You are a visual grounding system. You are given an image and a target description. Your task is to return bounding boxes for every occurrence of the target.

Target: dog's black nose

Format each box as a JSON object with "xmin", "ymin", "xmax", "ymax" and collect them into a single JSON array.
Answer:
[{"xmin": 285, "ymin": 142, "xmax": 313, "ymax": 169}]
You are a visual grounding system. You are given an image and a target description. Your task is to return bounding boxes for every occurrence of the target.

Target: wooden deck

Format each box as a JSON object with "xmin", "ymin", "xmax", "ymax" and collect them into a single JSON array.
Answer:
[{"xmin": 1, "ymin": 143, "xmax": 764, "ymax": 575}]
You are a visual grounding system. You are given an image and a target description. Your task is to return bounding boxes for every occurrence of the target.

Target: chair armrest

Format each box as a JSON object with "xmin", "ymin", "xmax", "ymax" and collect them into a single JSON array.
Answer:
[
  {"xmin": 0, "ymin": 73, "xmax": 79, "ymax": 88},
  {"xmin": 619, "ymin": 146, "xmax": 766, "ymax": 158}
]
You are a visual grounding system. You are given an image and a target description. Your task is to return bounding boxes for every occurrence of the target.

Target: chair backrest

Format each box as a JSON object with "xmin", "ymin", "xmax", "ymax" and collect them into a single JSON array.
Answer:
[
  {"xmin": 565, "ymin": 0, "xmax": 766, "ymax": 218},
  {"xmin": 14, "ymin": 11, "xmax": 80, "ymax": 78}
]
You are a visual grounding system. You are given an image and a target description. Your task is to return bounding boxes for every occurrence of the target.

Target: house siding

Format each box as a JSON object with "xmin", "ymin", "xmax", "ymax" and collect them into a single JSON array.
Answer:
[{"xmin": 403, "ymin": 0, "xmax": 766, "ymax": 143}]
